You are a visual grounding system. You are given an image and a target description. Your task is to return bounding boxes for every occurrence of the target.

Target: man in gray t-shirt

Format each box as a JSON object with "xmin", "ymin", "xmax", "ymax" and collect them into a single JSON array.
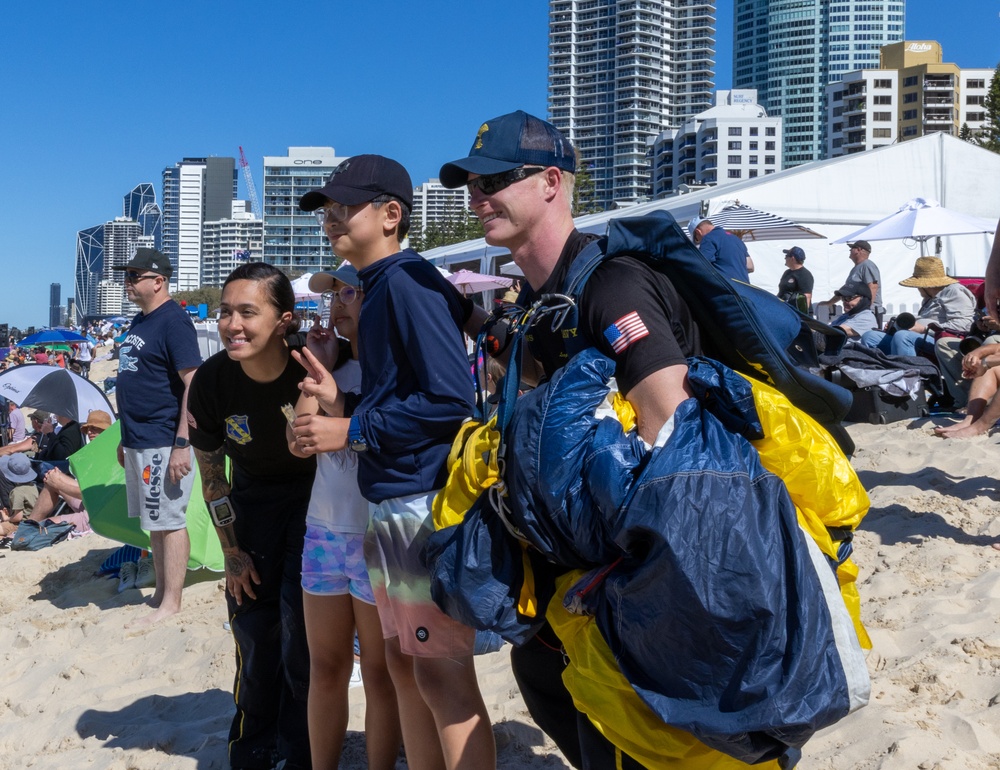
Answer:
[{"xmin": 817, "ymin": 240, "xmax": 882, "ymax": 309}]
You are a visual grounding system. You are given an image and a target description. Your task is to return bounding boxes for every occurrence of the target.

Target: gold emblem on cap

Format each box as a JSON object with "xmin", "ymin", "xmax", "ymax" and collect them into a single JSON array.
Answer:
[{"xmin": 474, "ymin": 123, "xmax": 489, "ymax": 149}]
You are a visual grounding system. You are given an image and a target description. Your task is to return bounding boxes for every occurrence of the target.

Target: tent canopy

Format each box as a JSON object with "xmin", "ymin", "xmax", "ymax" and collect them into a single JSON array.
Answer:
[{"xmin": 423, "ymin": 134, "xmax": 1000, "ymax": 315}]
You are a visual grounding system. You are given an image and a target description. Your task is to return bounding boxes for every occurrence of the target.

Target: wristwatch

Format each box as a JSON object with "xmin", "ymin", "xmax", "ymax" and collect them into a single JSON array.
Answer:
[
  {"xmin": 173, "ymin": 436, "xmax": 190, "ymax": 448},
  {"xmin": 348, "ymin": 415, "xmax": 367, "ymax": 453}
]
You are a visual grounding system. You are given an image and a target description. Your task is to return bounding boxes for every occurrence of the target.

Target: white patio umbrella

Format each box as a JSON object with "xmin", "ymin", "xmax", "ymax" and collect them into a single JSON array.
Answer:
[
  {"xmin": 833, "ymin": 198, "xmax": 996, "ymax": 255},
  {"xmin": 290, "ymin": 273, "xmax": 320, "ymax": 301},
  {"xmin": 445, "ymin": 269, "xmax": 513, "ymax": 295},
  {"xmin": 703, "ymin": 202, "xmax": 826, "ymax": 243}
]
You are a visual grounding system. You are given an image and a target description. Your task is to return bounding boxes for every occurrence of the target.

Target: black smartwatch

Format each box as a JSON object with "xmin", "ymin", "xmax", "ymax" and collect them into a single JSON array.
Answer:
[
  {"xmin": 348, "ymin": 415, "xmax": 367, "ymax": 453},
  {"xmin": 173, "ymin": 436, "xmax": 190, "ymax": 448}
]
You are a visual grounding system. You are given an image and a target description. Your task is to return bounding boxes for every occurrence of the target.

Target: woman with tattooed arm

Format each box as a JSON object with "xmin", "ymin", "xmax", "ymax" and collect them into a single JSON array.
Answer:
[{"xmin": 187, "ymin": 262, "xmax": 316, "ymax": 770}]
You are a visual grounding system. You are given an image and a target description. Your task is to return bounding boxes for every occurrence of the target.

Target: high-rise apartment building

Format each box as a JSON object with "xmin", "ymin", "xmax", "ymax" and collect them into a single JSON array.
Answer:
[
  {"xmin": 410, "ymin": 180, "xmax": 471, "ymax": 240},
  {"xmin": 649, "ymin": 89, "xmax": 782, "ymax": 197},
  {"xmin": 48, "ymin": 284, "xmax": 61, "ymax": 328},
  {"xmin": 161, "ymin": 158, "xmax": 237, "ymax": 290},
  {"xmin": 202, "ymin": 202, "xmax": 264, "ymax": 287},
  {"xmin": 99, "ymin": 218, "xmax": 143, "ymax": 316},
  {"xmin": 826, "ymin": 42, "xmax": 994, "ymax": 158},
  {"xmin": 733, "ymin": 0, "xmax": 904, "ymax": 167},
  {"xmin": 262, "ymin": 147, "xmax": 345, "ymax": 273},
  {"xmin": 548, "ymin": 0, "xmax": 716, "ymax": 209}
]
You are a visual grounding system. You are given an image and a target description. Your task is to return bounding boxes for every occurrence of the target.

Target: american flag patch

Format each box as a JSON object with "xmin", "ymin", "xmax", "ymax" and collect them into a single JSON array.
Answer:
[{"xmin": 604, "ymin": 311, "xmax": 649, "ymax": 354}]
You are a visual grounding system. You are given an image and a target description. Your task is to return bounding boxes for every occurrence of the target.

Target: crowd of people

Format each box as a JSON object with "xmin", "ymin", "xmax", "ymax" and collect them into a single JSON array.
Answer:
[
  {"xmin": 763, "ymin": 235, "xmax": 998, "ymax": 431},
  {"xmin": 6, "ymin": 110, "xmax": 998, "ymax": 770}
]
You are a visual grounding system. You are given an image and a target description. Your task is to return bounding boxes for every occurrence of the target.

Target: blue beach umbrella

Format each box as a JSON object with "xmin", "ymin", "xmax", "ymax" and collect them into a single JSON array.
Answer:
[{"xmin": 16, "ymin": 329, "xmax": 88, "ymax": 347}]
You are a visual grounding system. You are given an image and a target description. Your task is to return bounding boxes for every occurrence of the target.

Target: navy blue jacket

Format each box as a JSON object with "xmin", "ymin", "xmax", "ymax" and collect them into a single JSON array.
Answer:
[{"xmin": 355, "ymin": 250, "xmax": 475, "ymax": 503}]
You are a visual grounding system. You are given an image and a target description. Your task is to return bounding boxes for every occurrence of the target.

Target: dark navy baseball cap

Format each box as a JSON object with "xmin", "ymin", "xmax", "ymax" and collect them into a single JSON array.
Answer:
[
  {"xmin": 439, "ymin": 111, "xmax": 577, "ymax": 189},
  {"xmin": 782, "ymin": 246, "xmax": 806, "ymax": 262},
  {"xmin": 299, "ymin": 154, "xmax": 413, "ymax": 212}
]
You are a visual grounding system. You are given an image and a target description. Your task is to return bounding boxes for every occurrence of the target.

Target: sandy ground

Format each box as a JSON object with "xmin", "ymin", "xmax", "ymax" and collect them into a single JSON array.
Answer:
[{"xmin": 2, "ymin": 350, "xmax": 1000, "ymax": 768}]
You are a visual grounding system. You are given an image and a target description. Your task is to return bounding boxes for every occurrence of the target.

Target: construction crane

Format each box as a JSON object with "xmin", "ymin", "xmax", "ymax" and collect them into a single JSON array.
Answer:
[{"xmin": 238, "ymin": 146, "xmax": 262, "ymax": 220}]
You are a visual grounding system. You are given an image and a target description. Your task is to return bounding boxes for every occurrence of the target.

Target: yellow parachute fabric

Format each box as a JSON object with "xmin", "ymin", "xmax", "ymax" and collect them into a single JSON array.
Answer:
[
  {"xmin": 548, "ymin": 571, "xmax": 784, "ymax": 770},
  {"xmin": 740, "ymin": 375, "xmax": 871, "ymax": 649},
  {"xmin": 432, "ymin": 416, "xmax": 501, "ymax": 530}
]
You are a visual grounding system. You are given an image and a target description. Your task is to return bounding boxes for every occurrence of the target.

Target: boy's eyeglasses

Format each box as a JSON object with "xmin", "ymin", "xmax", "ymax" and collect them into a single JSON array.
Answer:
[
  {"xmin": 467, "ymin": 166, "xmax": 545, "ymax": 196},
  {"xmin": 322, "ymin": 286, "xmax": 359, "ymax": 306},
  {"xmin": 314, "ymin": 203, "xmax": 352, "ymax": 227}
]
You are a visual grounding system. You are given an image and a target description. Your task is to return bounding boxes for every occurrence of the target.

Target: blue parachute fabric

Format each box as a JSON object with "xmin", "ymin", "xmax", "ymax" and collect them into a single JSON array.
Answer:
[
  {"xmin": 423, "ymin": 495, "xmax": 548, "ymax": 646},
  {"xmin": 504, "ymin": 348, "xmax": 854, "ymax": 764},
  {"xmin": 505, "ymin": 352, "xmax": 630, "ymax": 568}
]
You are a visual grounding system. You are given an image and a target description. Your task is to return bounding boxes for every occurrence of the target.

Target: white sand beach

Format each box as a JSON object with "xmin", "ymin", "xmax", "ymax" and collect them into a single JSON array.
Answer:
[{"xmin": 2, "ymin": 353, "xmax": 1000, "ymax": 768}]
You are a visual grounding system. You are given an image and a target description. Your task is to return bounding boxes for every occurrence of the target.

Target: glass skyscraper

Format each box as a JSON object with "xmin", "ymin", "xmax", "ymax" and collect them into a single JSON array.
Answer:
[
  {"xmin": 74, "ymin": 224, "xmax": 104, "ymax": 319},
  {"xmin": 733, "ymin": 0, "xmax": 904, "ymax": 166},
  {"xmin": 548, "ymin": 0, "xmax": 716, "ymax": 209}
]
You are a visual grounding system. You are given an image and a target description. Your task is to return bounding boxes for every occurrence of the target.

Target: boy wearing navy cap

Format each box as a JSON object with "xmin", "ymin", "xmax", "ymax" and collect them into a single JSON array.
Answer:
[{"xmin": 294, "ymin": 156, "xmax": 495, "ymax": 768}]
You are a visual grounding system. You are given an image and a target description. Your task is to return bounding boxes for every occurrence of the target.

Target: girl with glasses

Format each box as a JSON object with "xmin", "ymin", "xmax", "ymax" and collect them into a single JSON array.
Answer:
[{"xmin": 287, "ymin": 262, "xmax": 402, "ymax": 770}]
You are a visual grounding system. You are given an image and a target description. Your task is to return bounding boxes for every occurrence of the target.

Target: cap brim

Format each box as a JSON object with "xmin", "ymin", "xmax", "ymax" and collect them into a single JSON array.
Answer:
[
  {"xmin": 308, "ymin": 272, "xmax": 336, "ymax": 293},
  {"xmin": 439, "ymin": 157, "xmax": 524, "ymax": 188},
  {"xmin": 299, "ymin": 183, "xmax": 380, "ymax": 211}
]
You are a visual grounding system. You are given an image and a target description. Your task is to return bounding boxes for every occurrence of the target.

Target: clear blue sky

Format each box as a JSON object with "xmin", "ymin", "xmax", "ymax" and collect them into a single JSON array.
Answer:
[{"xmin": 0, "ymin": 1, "xmax": 996, "ymax": 331}]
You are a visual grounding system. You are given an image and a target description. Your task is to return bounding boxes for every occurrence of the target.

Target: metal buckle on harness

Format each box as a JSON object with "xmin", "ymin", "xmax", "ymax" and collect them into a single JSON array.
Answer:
[{"xmin": 524, "ymin": 293, "xmax": 576, "ymax": 334}]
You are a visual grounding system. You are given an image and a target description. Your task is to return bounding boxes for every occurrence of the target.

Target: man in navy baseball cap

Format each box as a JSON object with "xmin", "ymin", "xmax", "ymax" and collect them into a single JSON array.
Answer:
[{"xmin": 439, "ymin": 110, "xmax": 577, "ymax": 189}]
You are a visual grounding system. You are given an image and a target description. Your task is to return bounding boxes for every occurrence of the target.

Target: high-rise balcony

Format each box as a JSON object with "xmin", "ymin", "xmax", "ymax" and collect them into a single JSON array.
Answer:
[
  {"xmin": 923, "ymin": 110, "xmax": 954, "ymax": 125},
  {"xmin": 923, "ymin": 75, "xmax": 955, "ymax": 90}
]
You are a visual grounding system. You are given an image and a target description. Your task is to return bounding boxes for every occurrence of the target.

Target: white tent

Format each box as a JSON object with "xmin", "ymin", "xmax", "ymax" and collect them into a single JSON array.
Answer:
[{"xmin": 424, "ymin": 134, "xmax": 1000, "ymax": 315}]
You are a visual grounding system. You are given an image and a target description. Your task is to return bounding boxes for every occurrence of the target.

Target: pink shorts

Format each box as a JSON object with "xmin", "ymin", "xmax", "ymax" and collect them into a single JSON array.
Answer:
[{"xmin": 364, "ymin": 491, "xmax": 475, "ymax": 658}]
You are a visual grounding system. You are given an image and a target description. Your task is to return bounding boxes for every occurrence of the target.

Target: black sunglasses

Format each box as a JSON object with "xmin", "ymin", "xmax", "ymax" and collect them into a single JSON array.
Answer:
[
  {"xmin": 124, "ymin": 271, "xmax": 160, "ymax": 284},
  {"xmin": 467, "ymin": 166, "xmax": 545, "ymax": 196}
]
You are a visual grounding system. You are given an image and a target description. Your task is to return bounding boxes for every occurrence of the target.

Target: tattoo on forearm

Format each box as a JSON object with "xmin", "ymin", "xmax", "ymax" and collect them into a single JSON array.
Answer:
[
  {"xmin": 226, "ymin": 554, "xmax": 247, "ymax": 576},
  {"xmin": 193, "ymin": 446, "xmax": 231, "ymax": 499}
]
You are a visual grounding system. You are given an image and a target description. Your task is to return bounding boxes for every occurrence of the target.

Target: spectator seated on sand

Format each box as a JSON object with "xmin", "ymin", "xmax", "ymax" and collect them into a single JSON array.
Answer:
[
  {"xmin": 934, "ymin": 283, "xmax": 1000, "ymax": 410},
  {"xmin": 934, "ymin": 343, "xmax": 1000, "ymax": 440},
  {"xmin": 28, "ymin": 410, "xmax": 111, "ymax": 534},
  {"xmin": 860, "ymin": 257, "xmax": 975, "ymax": 358},
  {"xmin": 0, "ymin": 454, "xmax": 39, "ymax": 539}
]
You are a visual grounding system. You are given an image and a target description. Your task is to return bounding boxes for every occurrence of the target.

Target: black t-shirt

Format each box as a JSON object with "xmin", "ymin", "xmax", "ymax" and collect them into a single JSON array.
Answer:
[
  {"xmin": 777, "ymin": 267, "xmax": 815, "ymax": 301},
  {"xmin": 521, "ymin": 230, "xmax": 701, "ymax": 395},
  {"xmin": 188, "ymin": 350, "xmax": 316, "ymax": 482}
]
